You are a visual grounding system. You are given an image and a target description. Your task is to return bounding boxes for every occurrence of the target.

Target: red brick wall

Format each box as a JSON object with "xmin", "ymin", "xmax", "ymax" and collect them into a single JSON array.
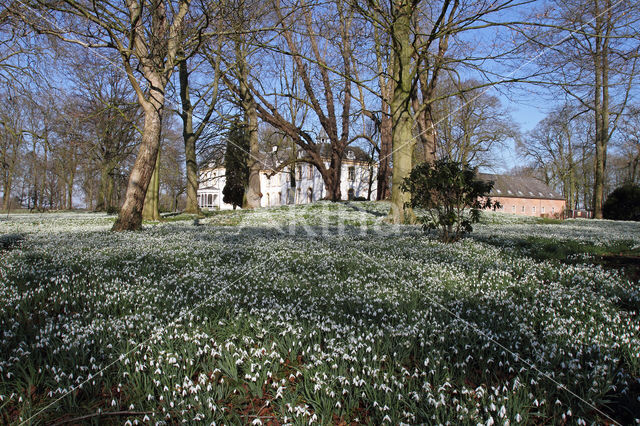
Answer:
[{"xmin": 488, "ymin": 197, "xmax": 566, "ymax": 218}]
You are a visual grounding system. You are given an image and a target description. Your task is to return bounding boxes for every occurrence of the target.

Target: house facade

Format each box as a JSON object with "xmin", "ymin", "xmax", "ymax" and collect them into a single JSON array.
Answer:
[
  {"xmin": 480, "ymin": 174, "xmax": 566, "ymax": 217},
  {"xmin": 198, "ymin": 148, "xmax": 377, "ymax": 210}
]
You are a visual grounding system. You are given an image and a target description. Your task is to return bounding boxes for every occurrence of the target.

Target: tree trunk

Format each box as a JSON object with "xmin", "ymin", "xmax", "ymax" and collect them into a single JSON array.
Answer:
[
  {"xmin": 97, "ymin": 166, "xmax": 108, "ymax": 211},
  {"xmin": 377, "ymin": 100, "xmax": 392, "ymax": 200},
  {"xmin": 327, "ymin": 150, "xmax": 343, "ymax": 201},
  {"xmin": 388, "ymin": 1, "xmax": 416, "ymax": 224},
  {"xmin": 413, "ymin": 98, "xmax": 437, "ymax": 164},
  {"xmin": 184, "ymin": 131, "xmax": 199, "ymax": 214},
  {"xmin": 179, "ymin": 60, "xmax": 201, "ymax": 215},
  {"xmin": 67, "ymin": 170, "xmax": 74, "ymax": 210},
  {"xmin": 39, "ymin": 138, "xmax": 48, "ymax": 210},
  {"xmin": 592, "ymin": 0, "xmax": 612, "ymax": 219},
  {"xmin": 142, "ymin": 149, "xmax": 161, "ymax": 221},
  {"xmin": 242, "ymin": 94, "xmax": 262, "ymax": 208},
  {"xmin": 2, "ymin": 176, "xmax": 11, "ymax": 211},
  {"xmin": 237, "ymin": 42, "xmax": 262, "ymax": 210},
  {"xmin": 87, "ymin": 178, "xmax": 94, "ymax": 211},
  {"xmin": 112, "ymin": 102, "xmax": 164, "ymax": 231}
]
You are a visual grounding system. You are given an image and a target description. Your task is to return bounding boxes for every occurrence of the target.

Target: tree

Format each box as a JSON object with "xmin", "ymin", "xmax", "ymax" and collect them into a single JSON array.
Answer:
[
  {"xmin": 176, "ymin": 6, "xmax": 224, "ymax": 214},
  {"xmin": 70, "ymin": 56, "xmax": 140, "ymax": 212},
  {"xmin": 222, "ymin": 122, "xmax": 249, "ymax": 209},
  {"xmin": 241, "ymin": 0, "xmax": 360, "ymax": 202},
  {"xmin": 602, "ymin": 184, "xmax": 640, "ymax": 221},
  {"xmin": 518, "ymin": 105, "xmax": 582, "ymax": 210},
  {"xmin": 434, "ymin": 79, "xmax": 515, "ymax": 168},
  {"xmin": 159, "ymin": 125, "xmax": 185, "ymax": 212},
  {"xmin": 613, "ymin": 106, "xmax": 640, "ymax": 185},
  {"xmin": 402, "ymin": 159, "xmax": 499, "ymax": 242},
  {"xmin": 0, "ymin": 93, "xmax": 25, "ymax": 211},
  {"xmin": 27, "ymin": 0, "xmax": 194, "ymax": 230},
  {"xmin": 359, "ymin": 0, "xmax": 530, "ymax": 223},
  {"xmin": 522, "ymin": 0, "xmax": 640, "ymax": 218}
]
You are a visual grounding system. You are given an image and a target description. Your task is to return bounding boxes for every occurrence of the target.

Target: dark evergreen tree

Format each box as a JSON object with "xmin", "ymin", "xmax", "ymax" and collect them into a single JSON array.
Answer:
[
  {"xmin": 603, "ymin": 184, "xmax": 640, "ymax": 221},
  {"xmin": 222, "ymin": 122, "xmax": 249, "ymax": 209}
]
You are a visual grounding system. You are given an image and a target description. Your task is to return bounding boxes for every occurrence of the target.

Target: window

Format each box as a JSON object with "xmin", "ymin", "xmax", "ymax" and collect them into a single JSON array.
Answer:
[
  {"xmin": 521, "ymin": 205, "xmax": 525, "ymax": 213},
  {"xmin": 308, "ymin": 165, "xmax": 313, "ymax": 178},
  {"xmin": 512, "ymin": 205, "xmax": 516, "ymax": 213},
  {"xmin": 532, "ymin": 206, "xmax": 536, "ymax": 213},
  {"xmin": 296, "ymin": 167, "xmax": 302, "ymax": 181},
  {"xmin": 551, "ymin": 206, "xmax": 555, "ymax": 214},
  {"xmin": 348, "ymin": 166, "xmax": 356, "ymax": 181},
  {"xmin": 348, "ymin": 188, "xmax": 355, "ymax": 200},
  {"xmin": 541, "ymin": 206, "xmax": 545, "ymax": 213}
]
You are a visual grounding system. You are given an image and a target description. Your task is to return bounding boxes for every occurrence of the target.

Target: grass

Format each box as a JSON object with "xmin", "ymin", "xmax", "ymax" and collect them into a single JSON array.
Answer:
[{"xmin": 1, "ymin": 203, "xmax": 639, "ymax": 424}]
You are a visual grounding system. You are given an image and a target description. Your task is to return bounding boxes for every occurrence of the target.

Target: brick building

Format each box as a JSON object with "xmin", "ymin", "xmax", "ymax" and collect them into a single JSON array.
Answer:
[{"xmin": 479, "ymin": 174, "xmax": 566, "ymax": 218}]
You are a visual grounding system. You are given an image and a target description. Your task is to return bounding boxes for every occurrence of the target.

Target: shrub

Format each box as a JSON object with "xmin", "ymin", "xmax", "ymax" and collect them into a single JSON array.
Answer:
[
  {"xmin": 106, "ymin": 206, "xmax": 119, "ymax": 215},
  {"xmin": 0, "ymin": 233, "xmax": 23, "ymax": 250},
  {"xmin": 402, "ymin": 159, "xmax": 500, "ymax": 242},
  {"xmin": 603, "ymin": 184, "xmax": 640, "ymax": 221}
]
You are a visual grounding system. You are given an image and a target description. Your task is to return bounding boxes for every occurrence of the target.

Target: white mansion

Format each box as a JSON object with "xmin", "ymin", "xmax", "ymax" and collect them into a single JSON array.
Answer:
[{"xmin": 197, "ymin": 146, "xmax": 377, "ymax": 210}]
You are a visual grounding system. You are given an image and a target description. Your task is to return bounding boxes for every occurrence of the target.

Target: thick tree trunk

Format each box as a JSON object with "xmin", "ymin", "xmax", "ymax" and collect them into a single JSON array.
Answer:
[
  {"xmin": 142, "ymin": 150, "xmax": 161, "ymax": 221},
  {"xmin": 237, "ymin": 42, "xmax": 262, "ymax": 210},
  {"xmin": 112, "ymin": 103, "xmax": 163, "ymax": 231},
  {"xmin": 179, "ymin": 60, "xmax": 201, "ymax": 215},
  {"xmin": 321, "ymin": 150, "xmax": 343, "ymax": 201},
  {"xmin": 388, "ymin": 1, "xmax": 416, "ymax": 224},
  {"xmin": 413, "ymin": 98, "xmax": 437, "ymax": 164},
  {"xmin": 592, "ymin": 0, "xmax": 612, "ymax": 219},
  {"xmin": 242, "ymin": 96, "xmax": 262, "ymax": 208}
]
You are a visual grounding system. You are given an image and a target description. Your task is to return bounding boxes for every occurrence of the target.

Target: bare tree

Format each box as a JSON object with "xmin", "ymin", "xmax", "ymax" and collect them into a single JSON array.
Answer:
[
  {"xmin": 175, "ymin": 5, "xmax": 224, "ymax": 214},
  {"xmin": 24, "ymin": 0, "xmax": 194, "ymax": 229},
  {"xmin": 71, "ymin": 58, "xmax": 140, "ymax": 212},
  {"xmin": 0, "ymin": 92, "xmax": 26, "ymax": 210},
  {"xmin": 241, "ymin": 0, "xmax": 360, "ymax": 202},
  {"xmin": 522, "ymin": 0, "xmax": 640, "ymax": 217},
  {"xmin": 519, "ymin": 105, "xmax": 584, "ymax": 209},
  {"xmin": 434, "ymin": 79, "xmax": 515, "ymax": 168},
  {"xmin": 359, "ymin": 0, "xmax": 531, "ymax": 223},
  {"xmin": 612, "ymin": 105, "xmax": 640, "ymax": 185}
]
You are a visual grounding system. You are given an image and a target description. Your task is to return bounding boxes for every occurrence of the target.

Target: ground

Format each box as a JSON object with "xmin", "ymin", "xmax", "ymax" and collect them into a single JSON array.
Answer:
[{"xmin": 0, "ymin": 201, "xmax": 639, "ymax": 424}]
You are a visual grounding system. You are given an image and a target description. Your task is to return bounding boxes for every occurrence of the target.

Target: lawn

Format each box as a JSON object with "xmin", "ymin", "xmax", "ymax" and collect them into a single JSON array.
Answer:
[{"xmin": 1, "ymin": 202, "xmax": 639, "ymax": 424}]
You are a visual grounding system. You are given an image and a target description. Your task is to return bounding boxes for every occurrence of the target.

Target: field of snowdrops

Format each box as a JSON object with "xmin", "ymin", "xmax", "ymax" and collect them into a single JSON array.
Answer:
[{"xmin": 1, "ymin": 202, "xmax": 639, "ymax": 424}]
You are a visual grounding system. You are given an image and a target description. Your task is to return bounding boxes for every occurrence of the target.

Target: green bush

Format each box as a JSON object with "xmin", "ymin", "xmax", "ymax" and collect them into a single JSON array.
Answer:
[
  {"xmin": 603, "ymin": 184, "xmax": 640, "ymax": 221},
  {"xmin": 402, "ymin": 159, "xmax": 500, "ymax": 242}
]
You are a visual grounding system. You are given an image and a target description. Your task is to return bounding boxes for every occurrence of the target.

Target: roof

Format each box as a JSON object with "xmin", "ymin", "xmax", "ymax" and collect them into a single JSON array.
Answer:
[
  {"xmin": 308, "ymin": 143, "xmax": 372, "ymax": 163},
  {"xmin": 478, "ymin": 173, "xmax": 565, "ymax": 200},
  {"xmin": 201, "ymin": 143, "xmax": 372, "ymax": 172}
]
